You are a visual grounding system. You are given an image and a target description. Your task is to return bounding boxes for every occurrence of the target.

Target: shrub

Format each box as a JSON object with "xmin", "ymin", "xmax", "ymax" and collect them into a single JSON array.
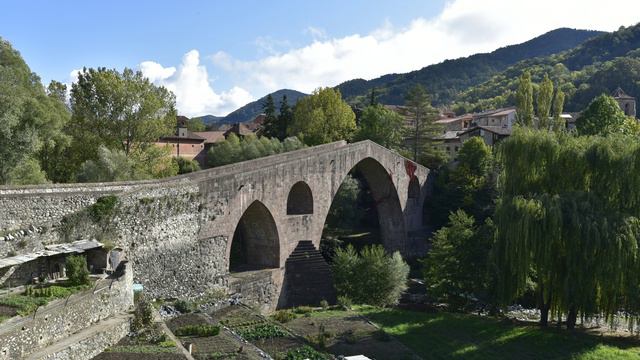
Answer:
[
  {"xmin": 174, "ymin": 299, "xmax": 195, "ymax": 313},
  {"xmin": 66, "ymin": 255, "xmax": 90, "ymax": 286},
  {"xmin": 332, "ymin": 245, "xmax": 409, "ymax": 307},
  {"xmin": 174, "ymin": 157, "xmax": 200, "ymax": 174},
  {"xmin": 320, "ymin": 299, "xmax": 329, "ymax": 310},
  {"xmin": 273, "ymin": 309, "xmax": 296, "ymax": 323},
  {"xmin": 236, "ymin": 324, "xmax": 287, "ymax": 340},
  {"xmin": 337, "ymin": 296, "xmax": 352, "ymax": 310},
  {"xmin": 132, "ymin": 298, "xmax": 155, "ymax": 331},
  {"xmin": 293, "ymin": 306, "xmax": 313, "ymax": 315},
  {"xmin": 283, "ymin": 345, "xmax": 327, "ymax": 360},
  {"xmin": 174, "ymin": 324, "xmax": 220, "ymax": 337},
  {"xmin": 89, "ymin": 195, "xmax": 118, "ymax": 222}
]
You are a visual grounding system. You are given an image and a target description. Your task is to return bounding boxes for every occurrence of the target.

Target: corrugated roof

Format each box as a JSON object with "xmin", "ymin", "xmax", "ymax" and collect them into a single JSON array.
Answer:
[{"xmin": 0, "ymin": 240, "xmax": 103, "ymax": 268}]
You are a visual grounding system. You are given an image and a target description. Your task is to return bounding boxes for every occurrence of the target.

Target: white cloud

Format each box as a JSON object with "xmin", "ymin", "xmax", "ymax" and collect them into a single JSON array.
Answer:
[
  {"xmin": 139, "ymin": 50, "xmax": 254, "ymax": 117},
  {"xmin": 210, "ymin": 0, "xmax": 640, "ymax": 95},
  {"xmin": 304, "ymin": 26, "xmax": 328, "ymax": 41}
]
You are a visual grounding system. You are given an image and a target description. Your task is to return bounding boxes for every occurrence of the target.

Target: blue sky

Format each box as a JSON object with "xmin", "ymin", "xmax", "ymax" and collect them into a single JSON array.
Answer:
[{"xmin": 2, "ymin": 1, "xmax": 640, "ymax": 116}]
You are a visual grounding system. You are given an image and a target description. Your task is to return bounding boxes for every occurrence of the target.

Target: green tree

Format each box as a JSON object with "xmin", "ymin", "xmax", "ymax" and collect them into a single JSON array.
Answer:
[
  {"xmin": 290, "ymin": 87, "xmax": 356, "ymax": 145},
  {"xmin": 536, "ymin": 74, "xmax": 554, "ymax": 129},
  {"xmin": 207, "ymin": 133, "xmax": 305, "ymax": 167},
  {"xmin": 77, "ymin": 145, "xmax": 177, "ymax": 182},
  {"xmin": 7, "ymin": 157, "xmax": 48, "ymax": 185},
  {"xmin": 261, "ymin": 94, "xmax": 279, "ymax": 138},
  {"xmin": 403, "ymin": 84, "xmax": 443, "ymax": 167},
  {"xmin": 66, "ymin": 255, "xmax": 90, "ymax": 286},
  {"xmin": 326, "ymin": 175, "xmax": 364, "ymax": 229},
  {"xmin": 495, "ymin": 128, "xmax": 640, "ymax": 329},
  {"xmin": 552, "ymin": 88, "xmax": 566, "ymax": 131},
  {"xmin": 332, "ymin": 244, "xmax": 409, "ymax": 307},
  {"xmin": 575, "ymin": 94, "xmax": 627, "ymax": 136},
  {"xmin": 516, "ymin": 70, "xmax": 534, "ymax": 127},
  {"xmin": 69, "ymin": 67, "xmax": 176, "ymax": 167},
  {"xmin": 423, "ymin": 211, "xmax": 495, "ymax": 310},
  {"xmin": 277, "ymin": 95, "xmax": 293, "ymax": 140},
  {"xmin": 426, "ymin": 137, "xmax": 495, "ymax": 229},
  {"xmin": 355, "ymin": 104, "xmax": 403, "ymax": 148},
  {"xmin": 186, "ymin": 118, "xmax": 206, "ymax": 132},
  {"xmin": 0, "ymin": 38, "xmax": 70, "ymax": 184}
]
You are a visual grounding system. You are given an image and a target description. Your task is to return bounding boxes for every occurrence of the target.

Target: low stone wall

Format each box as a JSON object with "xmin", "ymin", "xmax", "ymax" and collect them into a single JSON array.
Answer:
[
  {"xmin": 227, "ymin": 269, "xmax": 282, "ymax": 313},
  {"xmin": 0, "ymin": 262, "xmax": 134, "ymax": 360},
  {"xmin": 27, "ymin": 315, "xmax": 130, "ymax": 360}
]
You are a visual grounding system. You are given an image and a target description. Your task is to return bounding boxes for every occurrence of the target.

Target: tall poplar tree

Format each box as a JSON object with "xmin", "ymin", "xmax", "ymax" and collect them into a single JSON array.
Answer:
[
  {"xmin": 552, "ymin": 88, "xmax": 565, "ymax": 131},
  {"xmin": 536, "ymin": 74, "xmax": 553, "ymax": 129},
  {"xmin": 516, "ymin": 71, "xmax": 534, "ymax": 127}
]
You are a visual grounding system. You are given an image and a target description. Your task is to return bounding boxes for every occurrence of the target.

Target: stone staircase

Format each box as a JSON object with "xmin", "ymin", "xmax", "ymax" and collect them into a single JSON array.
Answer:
[{"xmin": 282, "ymin": 241, "xmax": 336, "ymax": 308}]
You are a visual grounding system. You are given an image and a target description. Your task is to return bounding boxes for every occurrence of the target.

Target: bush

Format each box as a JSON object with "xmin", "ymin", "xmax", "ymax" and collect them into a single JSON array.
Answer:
[
  {"xmin": 66, "ymin": 255, "xmax": 90, "ymax": 286},
  {"xmin": 174, "ymin": 299, "xmax": 195, "ymax": 314},
  {"xmin": 89, "ymin": 195, "xmax": 118, "ymax": 222},
  {"xmin": 293, "ymin": 306, "xmax": 313, "ymax": 315},
  {"xmin": 332, "ymin": 245, "xmax": 409, "ymax": 307},
  {"xmin": 320, "ymin": 299, "xmax": 329, "ymax": 310},
  {"xmin": 174, "ymin": 157, "xmax": 200, "ymax": 174},
  {"xmin": 337, "ymin": 296, "xmax": 353, "ymax": 310},
  {"xmin": 273, "ymin": 309, "xmax": 296, "ymax": 323},
  {"xmin": 282, "ymin": 345, "xmax": 327, "ymax": 360},
  {"xmin": 174, "ymin": 324, "xmax": 220, "ymax": 337},
  {"xmin": 236, "ymin": 324, "xmax": 287, "ymax": 340},
  {"xmin": 132, "ymin": 298, "xmax": 155, "ymax": 331}
]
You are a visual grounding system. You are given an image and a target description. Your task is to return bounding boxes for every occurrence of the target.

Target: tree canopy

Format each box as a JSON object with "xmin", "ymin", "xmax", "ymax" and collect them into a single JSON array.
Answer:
[
  {"xmin": 575, "ymin": 94, "xmax": 627, "ymax": 136},
  {"xmin": 0, "ymin": 38, "xmax": 70, "ymax": 184},
  {"xmin": 289, "ymin": 87, "xmax": 356, "ymax": 145},
  {"xmin": 494, "ymin": 128, "xmax": 640, "ymax": 329},
  {"xmin": 354, "ymin": 104, "xmax": 404, "ymax": 148},
  {"xmin": 69, "ymin": 67, "xmax": 176, "ymax": 161}
]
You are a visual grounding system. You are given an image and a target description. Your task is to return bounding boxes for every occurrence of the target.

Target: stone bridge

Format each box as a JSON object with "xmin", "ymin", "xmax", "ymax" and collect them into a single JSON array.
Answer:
[{"xmin": 0, "ymin": 140, "xmax": 430, "ymax": 311}]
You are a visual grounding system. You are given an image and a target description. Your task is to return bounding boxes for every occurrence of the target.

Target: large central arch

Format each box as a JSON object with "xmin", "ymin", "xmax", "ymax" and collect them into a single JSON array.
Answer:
[
  {"xmin": 228, "ymin": 200, "xmax": 280, "ymax": 272},
  {"xmin": 326, "ymin": 157, "xmax": 407, "ymax": 252}
]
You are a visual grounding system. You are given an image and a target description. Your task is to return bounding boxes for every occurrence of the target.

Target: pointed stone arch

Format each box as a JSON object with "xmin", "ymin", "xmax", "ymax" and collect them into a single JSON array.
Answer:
[
  {"xmin": 228, "ymin": 200, "xmax": 280, "ymax": 272},
  {"xmin": 327, "ymin": 157, "xmax": 406, "ymax": 252},
  {"xmin": 287, "ymin": 181, "xmax": 314, "ymax": 215}
]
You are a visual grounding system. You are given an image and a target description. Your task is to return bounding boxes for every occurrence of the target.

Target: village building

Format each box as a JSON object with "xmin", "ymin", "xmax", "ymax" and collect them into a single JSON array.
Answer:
[
  {"xmin": 612, "ymin": 87, "xmax": 636, "ymax": 118},
  {"xmin": 155, "ymin": 115, "xmax": 264, "ymax": 167}
]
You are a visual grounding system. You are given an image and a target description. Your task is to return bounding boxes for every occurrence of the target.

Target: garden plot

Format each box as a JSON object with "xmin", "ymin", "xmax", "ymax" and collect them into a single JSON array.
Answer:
[
  {"xmin": 279, "ymin": 308, "xmax": 420, "ymax": 360},
  {"xmin": 93, "ymin": 323, "xmax": 186, "ymax": 360},
  {"xmin": 167, "ymin": 310, "xmax": 265, "ymax": 359}
]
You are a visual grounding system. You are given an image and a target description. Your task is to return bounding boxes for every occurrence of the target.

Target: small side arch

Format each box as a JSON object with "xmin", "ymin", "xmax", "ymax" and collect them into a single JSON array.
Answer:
[
  {"xmin": 229, "ymin": 200, "xmax": 280, "ymax": 272},
  {"xmin": 287, "ymin": 181, "xmax": 314, "ymax": 215}
]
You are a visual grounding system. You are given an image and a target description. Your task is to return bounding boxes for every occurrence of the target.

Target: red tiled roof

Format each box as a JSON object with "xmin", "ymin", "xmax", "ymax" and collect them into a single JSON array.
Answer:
[{"xmin": 194, "ymin": 131, "xmax": 226, "ymax": 144}]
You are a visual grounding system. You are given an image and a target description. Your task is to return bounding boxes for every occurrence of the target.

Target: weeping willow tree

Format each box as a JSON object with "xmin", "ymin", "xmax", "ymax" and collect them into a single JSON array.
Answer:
[{"xmin": 494, "ymin": 128, "xmax": 640, "ymax": 330}]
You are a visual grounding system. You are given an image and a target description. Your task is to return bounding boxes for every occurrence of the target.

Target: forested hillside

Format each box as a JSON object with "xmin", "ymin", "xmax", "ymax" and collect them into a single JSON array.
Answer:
[
  {"xmin": 336, "ymin": 28, "xmax": 602, "ymax": 106},
  {"xmin": 454, "ymin": 24, "xmax": 640, "ymax": 112}
]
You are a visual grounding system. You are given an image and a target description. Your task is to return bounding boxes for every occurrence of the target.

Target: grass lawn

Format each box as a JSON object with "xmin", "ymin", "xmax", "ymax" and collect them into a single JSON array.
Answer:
[{"xmin": 357, "ymin": 306, "xmax": 640, "ymax": 360}]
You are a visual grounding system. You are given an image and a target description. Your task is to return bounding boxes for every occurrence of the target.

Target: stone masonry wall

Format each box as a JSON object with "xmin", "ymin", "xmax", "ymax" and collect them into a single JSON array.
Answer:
[
  {"xmin": 34, "ymin": 315, "xmax": 131, "ymax": 360},
  {"xmin": 0, "ymin": 262, "xmax": 134, "ymax": 359},
  {"xmin": 0, "ymin": 141, "xmax": 430, "ymax": 312}
]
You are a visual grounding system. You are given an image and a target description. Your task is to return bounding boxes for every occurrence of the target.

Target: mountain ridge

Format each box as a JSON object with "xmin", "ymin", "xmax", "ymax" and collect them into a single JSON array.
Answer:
[{"xmin": 336, "ymin": 28, "xmax": 603, "ymax": 106}]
